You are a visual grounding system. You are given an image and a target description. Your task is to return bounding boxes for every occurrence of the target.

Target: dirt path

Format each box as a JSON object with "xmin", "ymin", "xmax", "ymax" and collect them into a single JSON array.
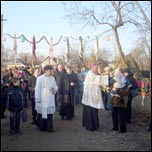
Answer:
[{"xmin": 1, "ymin": 104, "xmax": 151, "ymax": 151}]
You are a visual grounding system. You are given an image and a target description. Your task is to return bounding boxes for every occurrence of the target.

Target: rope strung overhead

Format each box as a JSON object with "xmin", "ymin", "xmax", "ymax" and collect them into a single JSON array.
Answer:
[
  {"xmin": 4, "ymin": 34, "xmax": 112, "ymax": 65},
  {"xmin": 4, "ymin": 33, "xmax": 111, "ymax": 46},
  {"xmin": 4, "ymin": 34, "xmax": 63, "ymax": 46}
]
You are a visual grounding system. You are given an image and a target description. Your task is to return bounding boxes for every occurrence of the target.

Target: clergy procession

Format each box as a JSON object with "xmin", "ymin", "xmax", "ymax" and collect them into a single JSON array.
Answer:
[
  {"xmin": 1, "ymin": 1, "xmax": 151, "ymax": 151},
  {"xmin": 1, "ymin": 62, "xmax": 150, "ymax": 136}
]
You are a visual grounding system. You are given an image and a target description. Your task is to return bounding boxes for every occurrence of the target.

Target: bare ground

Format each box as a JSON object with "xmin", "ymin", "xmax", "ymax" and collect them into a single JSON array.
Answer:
[{"xmin": 1, "ymin": 104, "xmax": 151, "ymax": 151}]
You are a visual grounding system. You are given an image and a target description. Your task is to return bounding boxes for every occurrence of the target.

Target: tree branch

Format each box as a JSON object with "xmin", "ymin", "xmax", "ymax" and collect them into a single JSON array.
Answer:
[
  {"xmin": 92, "ymin": 13, "xmax": 113, "ymax": 28},
  {"xmin": 111, "ymin": 1, "xmax": 124, "ymax": 29},
  {"xmin": 120, "ymin": 2, "xmax": 133, "ymax": 9}
]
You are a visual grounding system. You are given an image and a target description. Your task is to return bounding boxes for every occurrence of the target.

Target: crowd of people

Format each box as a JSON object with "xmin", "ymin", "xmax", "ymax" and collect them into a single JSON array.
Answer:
[{"xmin": 1, "ymin": 63, "xmax": 151, "ymax": 136}]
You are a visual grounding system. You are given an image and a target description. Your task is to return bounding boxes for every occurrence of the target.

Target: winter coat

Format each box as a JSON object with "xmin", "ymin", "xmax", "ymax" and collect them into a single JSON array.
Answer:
[
  {"xmin": 3, "ymin": 85, "xmax": 27, "ymax": 111},
  {"xmin": 58, "ymin": 72, "xmax": 78, "ymax": 104}
]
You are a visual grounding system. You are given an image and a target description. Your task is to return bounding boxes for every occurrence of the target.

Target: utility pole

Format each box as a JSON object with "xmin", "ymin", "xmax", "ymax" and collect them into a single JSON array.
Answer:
[
  {"xmin": 1, "ymin": 14, "xmax": 7, "ymax": 65},
  {"xmin": 1, "ymin": 14, "xmax": 7, "ymax": 44}
]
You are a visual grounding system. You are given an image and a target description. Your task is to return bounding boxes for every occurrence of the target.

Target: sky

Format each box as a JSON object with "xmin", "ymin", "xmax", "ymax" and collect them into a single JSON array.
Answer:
[{"xmin": 1, "ymin": 1, "xmax": 143, "ymax": 61}]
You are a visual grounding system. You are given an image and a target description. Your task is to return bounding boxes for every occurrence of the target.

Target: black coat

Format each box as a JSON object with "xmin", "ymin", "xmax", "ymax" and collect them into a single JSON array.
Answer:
[
  {"xmin": 126, "ymin": 75, "xmax": 138, "ymax": 100},
  {"xmin": 58, "ymin": 71, "xmax": 78, "ymax": 118},
  {"xmin": 3, "ymin": 85, "xmax": 27, "ymax": 111},
  {"xmin": 58, "ymin": 72, "xmax": 78, "ymax": 104},
  {"xmin": 1, "ymin": 84, "xmax": 9, "ymax": 112}
]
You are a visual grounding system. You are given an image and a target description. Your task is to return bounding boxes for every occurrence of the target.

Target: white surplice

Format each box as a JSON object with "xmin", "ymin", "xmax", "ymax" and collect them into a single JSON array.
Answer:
[
  {"xmin": 35, "ymin": 74, "xmax": 58, "ymax": 119},
  {"xmin": 82, "ymin": 71, "xmax": 105, "ymax": 109}
]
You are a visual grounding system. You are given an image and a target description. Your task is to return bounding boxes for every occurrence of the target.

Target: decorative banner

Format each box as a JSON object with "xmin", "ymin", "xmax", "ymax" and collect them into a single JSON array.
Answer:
[
  {"xmin": 13, "ymin": 34, "xmax": 17, "ymax": 55},
  {"xmin": 95, "ymin": 36, "xmax": 99, "ymax": 61},
  {"xmin": 32, "ymin": 35, "xmax": 37, "ymax": 66},
  {"xmin": 79, "ymin": 36, "xmax": 83, "ymax": 64},
  {"xmin": 65, "ymin": 37, "xmax": 71, "ymax": 65},
  {"xmin": 49, "ymin": 37, "xmax": 53, "ymax": 59},
  {"xmin": 137, "ymin": 78, "xmax": 151, "ymax": 106}
]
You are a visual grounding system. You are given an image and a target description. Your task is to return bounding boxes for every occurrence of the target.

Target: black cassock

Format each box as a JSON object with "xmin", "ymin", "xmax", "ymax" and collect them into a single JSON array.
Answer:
[
  {"xmin": 82, "ymin": 105, "xmax": 99, "ymax": 131},
  {"xmin": 58, "ymin": 72, "xmax": 78, "ymax": 120}
]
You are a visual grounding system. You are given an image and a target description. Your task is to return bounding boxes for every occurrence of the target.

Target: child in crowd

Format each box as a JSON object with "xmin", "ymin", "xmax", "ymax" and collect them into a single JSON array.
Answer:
[
  {"xmin": 3, "ymin": 77, "xmax": 27, "ymax": 136},
  {"xmin": 110, "ymin": 68, "xmax": 132, "ymax": 97}
]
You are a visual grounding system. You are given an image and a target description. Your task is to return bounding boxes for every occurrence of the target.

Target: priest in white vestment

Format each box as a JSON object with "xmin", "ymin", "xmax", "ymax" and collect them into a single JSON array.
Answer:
[
  {"xmin": 82, "ymin": 63, "xmax": 105, "ymax": 131},
  {"xmin": 35, "ymin": 65, "xmax": 58, "ymax": 132}
]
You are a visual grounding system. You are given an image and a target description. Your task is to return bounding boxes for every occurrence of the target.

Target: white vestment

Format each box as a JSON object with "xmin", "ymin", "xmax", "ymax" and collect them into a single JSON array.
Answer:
[
  {"xmin": 82, "ymin": 71, "xmax": 105, "ymax": 109},
  {"xmin": 35, "ymin": 74, "xmax": 58, "ymax": 119}
]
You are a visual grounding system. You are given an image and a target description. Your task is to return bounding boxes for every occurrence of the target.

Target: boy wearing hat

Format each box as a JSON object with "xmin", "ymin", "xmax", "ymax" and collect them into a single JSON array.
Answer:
[{"xmin": 3, "ymin": 77, "xmax": 27, "ymax": 135}]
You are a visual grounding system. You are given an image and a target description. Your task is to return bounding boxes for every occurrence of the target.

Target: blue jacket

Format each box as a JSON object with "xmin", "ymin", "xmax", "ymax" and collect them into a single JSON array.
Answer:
[{"xmin": 4, "ymin": 85, "xmax": 27, "ymax": 111}]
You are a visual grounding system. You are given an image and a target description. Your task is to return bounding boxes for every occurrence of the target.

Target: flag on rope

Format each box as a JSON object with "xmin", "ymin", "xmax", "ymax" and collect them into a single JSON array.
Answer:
[
  {"xmin": 79, "ymin": 36, "xmax": 83, "ymax": 63},
  {"xmin": 65, "ymin": 37, "xmax": 70, "ymax": 64},
  {"xmin": 32, "ymin": 36, "xmax": 37, "ymax": 65},
  {"xmin": 49, "ymin": 37, "xmax": 53, "ymax": 60},
  {"xmin": 95, "ymin": 36, "xmax": 99, "ymax": 61}
]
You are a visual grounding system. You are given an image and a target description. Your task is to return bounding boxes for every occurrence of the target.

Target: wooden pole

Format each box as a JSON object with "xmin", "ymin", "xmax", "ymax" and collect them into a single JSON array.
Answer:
[
  {"xmin": 1, "ymin": 15, "xmax": 3, "ymax": 65},
  {"xmin": 1, "ymin": 15, "xmax": 7, "ymax": 66}
]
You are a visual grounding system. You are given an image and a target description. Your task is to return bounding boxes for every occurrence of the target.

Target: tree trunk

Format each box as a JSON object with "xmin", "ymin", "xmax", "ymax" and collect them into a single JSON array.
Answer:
[
  {"xmin": 128, "ymin": 55, "xmax": 140, "ymax": 72},
  {"xmin": 113, "ymin": 28, "xmax": 128, "ymax": 68}
]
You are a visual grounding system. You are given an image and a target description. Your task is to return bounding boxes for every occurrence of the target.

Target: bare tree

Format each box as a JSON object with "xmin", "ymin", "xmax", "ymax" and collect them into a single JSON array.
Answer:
[
  {"xmin": 130, "ymin": 45, "xmax": 150, "ymax": 71},
  {"xmin": 63, "ymin": 1, "xmax": 151, "ymax": 69},
  {"xmin": 99, "ymin": 48, "xmax": 114, "ymax": 62},
  {"xmin": 128, "ymin": 1, "xmax": 151, "ymax": 78},
  {"xmin": 135, "ymin": 1, "xmax": 151, "ymax": 30},
  {"xmin": 17, "ymin": 52, "xmax": 45, "ymax": 65},
  {"xmin": 1, "ymin": 44, "xmax": 14, "ymax": 66}
]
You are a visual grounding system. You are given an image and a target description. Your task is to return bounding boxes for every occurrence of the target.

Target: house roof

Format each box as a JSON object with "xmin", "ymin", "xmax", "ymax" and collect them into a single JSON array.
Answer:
[
  {"xmin": 40, "ymin": 56, "xmax": 57, "ymax": 66},
  {"xmin": 16, "ymin": 57, "xmax": 27, "ymax": 65}
]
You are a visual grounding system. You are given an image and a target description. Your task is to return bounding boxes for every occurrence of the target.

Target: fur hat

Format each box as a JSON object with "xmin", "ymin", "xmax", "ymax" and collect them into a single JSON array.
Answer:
[{"xmin": 44, "ymin": 65, "xmax": 53, "ymax": 71}]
